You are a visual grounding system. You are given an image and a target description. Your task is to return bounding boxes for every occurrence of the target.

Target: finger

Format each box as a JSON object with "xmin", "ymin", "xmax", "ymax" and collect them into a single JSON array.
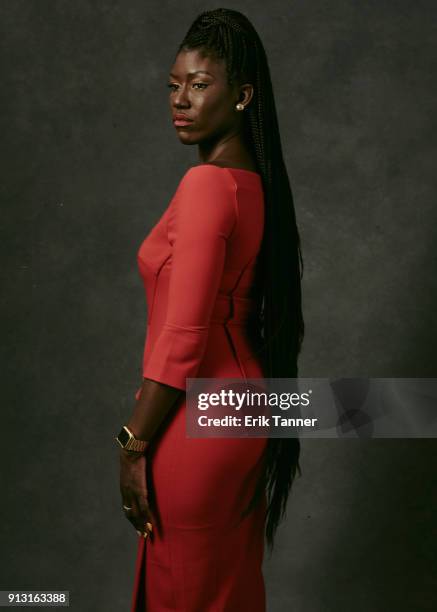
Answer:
[
  {"xmin": 122, "ymin": 500, "xmax": 134, "ymax": 513},
  {"xmin": 124, "ymin": 495, "xmax": 151, "ymax": 536},
  {"xmin": 141, "ymin": 487, "xmax": 158, "ymax": 527},
  {"xmin": 122, "ymin": 494, "xmax": 142, "ymax": 529},
  {"xmin": 121, "ymin": 492, "xmax": 135, "ymax": 515},
  {"xmin": 136, "ymin": 494, "xmax": 155, "ymax": 536},
  {"xmin": 125, "ymin": 494, "xmax": 153, "ymax": 538}
]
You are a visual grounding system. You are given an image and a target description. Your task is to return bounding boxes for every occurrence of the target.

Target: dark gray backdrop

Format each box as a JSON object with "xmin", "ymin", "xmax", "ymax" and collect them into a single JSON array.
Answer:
[{"xmin": 2, "ymin": 1, "xmax": 436, "ymax": 611}]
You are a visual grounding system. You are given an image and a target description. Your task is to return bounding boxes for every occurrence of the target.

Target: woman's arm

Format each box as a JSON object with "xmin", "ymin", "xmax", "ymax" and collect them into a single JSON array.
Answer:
[
  {"xmin": 126, "ymin": 378, "xmax": 182, "ymax": 442},
  {"xmin": 120, "ymin": 166, "xmax": 236, "ymax": 536},
  {"xmin": 126, "ymin": 166, "xmax": 236, "ymax": 442}
]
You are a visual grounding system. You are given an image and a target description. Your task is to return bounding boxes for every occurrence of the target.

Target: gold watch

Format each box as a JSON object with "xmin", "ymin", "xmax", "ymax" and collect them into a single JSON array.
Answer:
[{"xmin": 115, "ymin": 425, "xmax": 148, "ymax": 453}]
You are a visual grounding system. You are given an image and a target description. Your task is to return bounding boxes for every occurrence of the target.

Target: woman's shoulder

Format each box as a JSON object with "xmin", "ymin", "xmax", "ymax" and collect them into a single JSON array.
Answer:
[
  {"xmin": 182, "ymin": 163, "xmax": 232, "ymax": 180},
  {"xmin": 180, "ymin": 163, "xmax": 261, "ymax": 189},
  {"xmin": 177, "ymin": 164, "xmax": 236, "ymax": 194},
  {"xmin": 169, "ymin": 165, "xmax": 237, "ymax": 235}
]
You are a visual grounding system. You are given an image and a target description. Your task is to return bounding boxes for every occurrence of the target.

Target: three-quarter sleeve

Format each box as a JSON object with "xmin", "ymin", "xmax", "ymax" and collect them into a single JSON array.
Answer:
[{"xmin": 142, "ymin": 165, "xmax": 237, "ymax": 391}]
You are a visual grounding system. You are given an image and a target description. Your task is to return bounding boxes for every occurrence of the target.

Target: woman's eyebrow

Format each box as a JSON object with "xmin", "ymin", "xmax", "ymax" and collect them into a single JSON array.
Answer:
[{"xmin": 169, "ymin": 70, "xmax": 214, "ymax": 78}]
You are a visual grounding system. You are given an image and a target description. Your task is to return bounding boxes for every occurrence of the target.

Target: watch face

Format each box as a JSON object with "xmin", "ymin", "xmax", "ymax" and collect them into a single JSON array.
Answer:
[{"xmin": 117, "ymin": 427, "xmax": 130, "ymax": 446}]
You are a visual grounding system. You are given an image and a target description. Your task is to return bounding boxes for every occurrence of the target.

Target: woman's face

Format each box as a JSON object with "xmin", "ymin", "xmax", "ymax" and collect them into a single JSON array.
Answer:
[{"xmin": 168, "ymin": 48, "xmax": 244, "ymax": 145}]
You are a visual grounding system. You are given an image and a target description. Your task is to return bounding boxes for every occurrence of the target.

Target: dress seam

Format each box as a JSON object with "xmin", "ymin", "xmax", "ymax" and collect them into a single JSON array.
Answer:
[{"xmin": 222, "ymin": 168, "xmax": 239, "ymax": 242}]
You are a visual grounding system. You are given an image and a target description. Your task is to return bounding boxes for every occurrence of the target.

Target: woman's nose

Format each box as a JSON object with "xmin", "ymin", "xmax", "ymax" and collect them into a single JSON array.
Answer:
[{"xmin": 173, "ymin": 85, "xmax": 190, "ymax": 107}]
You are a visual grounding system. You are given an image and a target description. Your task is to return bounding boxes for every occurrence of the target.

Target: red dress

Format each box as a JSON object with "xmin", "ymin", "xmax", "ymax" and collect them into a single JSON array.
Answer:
[{"xmin": 131, "ymin": 164, "xmax": 268, "ymax": 611}]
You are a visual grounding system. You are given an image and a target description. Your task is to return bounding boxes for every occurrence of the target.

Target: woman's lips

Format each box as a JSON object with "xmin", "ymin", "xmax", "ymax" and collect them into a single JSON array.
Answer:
[{"xmin": 173, "ymin": 118, "xmax": 194, "ymax": 127}]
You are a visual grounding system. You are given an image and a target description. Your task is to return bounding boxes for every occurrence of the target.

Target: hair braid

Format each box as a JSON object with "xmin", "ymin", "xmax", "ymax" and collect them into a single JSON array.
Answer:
[{"xmin": 176, "ymin": 8, "xmax": 304, "ymax": 554}]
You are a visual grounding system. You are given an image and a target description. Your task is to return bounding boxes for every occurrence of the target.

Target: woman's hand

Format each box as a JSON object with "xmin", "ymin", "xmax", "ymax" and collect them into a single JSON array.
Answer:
[{"xmin": 119, "ymin": 449, "xmax": 154, "ymax": 538}]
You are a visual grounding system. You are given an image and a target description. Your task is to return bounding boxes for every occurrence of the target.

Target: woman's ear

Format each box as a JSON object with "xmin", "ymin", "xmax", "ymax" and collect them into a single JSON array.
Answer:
[{"xmin": 238, "ymin": 83, "xmax": 254, "ymax": 107}]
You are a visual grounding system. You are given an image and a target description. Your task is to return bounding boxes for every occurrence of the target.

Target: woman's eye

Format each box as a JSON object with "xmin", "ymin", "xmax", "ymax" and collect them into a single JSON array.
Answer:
[{"xmin": 166, "ymin": 83, "xmax": 208, "ymax": 91}]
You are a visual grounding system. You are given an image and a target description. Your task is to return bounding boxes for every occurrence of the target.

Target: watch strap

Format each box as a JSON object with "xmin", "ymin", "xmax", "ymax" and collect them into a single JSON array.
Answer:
[
  {"xmin": 116, "ymin": 425, "xmax": 148, "ymax": 453},
  {"xmin": 124, "ymin": 435, "xmax": 148, "ymax": 453}
]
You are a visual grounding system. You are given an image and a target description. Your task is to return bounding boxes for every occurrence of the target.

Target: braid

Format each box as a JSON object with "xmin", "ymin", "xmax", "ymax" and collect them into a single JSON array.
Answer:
[{"xmin": 176, "ymin": 8, "xmax": 304, "ymax": 555}]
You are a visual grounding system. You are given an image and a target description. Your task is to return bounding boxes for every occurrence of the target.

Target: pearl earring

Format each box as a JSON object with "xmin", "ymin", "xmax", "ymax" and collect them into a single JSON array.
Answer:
[{"xmin": 235, "ymin": 103, "xmax": 245, "ymax": 111}]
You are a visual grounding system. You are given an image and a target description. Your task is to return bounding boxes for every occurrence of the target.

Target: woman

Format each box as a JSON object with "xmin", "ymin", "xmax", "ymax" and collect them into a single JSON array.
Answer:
[{"xmin": 116, "ymin": 8, "xmax": 305, "ymax": 611}]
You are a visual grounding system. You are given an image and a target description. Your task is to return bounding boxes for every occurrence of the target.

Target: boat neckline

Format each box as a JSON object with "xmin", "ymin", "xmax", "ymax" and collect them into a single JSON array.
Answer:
[{"xmin": 195, "ymin": 164, "xmax": 261, "ymax": 178}]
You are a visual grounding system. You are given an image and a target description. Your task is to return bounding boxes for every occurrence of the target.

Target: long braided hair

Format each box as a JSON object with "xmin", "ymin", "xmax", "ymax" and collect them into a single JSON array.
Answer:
[{"xmin": 176, "ymin": 8, "xmax": 305, "ymax": 553}]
